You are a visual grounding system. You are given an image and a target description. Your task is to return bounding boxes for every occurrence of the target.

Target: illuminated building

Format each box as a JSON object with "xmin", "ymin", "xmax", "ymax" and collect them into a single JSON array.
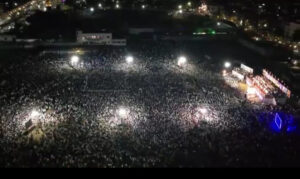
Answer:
[{"xmin": 244, "ymin": 69, "xmax": 291, "ymax": 105}]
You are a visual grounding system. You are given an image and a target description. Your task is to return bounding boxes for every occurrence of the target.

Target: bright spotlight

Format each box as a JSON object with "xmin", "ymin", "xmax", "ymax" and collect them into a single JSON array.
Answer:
[
  {"xmin": 199, "ymin": 108, "xmax": 208, "ymax": 114},
  {"xmin": 71, "ymin": 56, "xmax": 79, "ymax": 61},
  {"xmin": 71, "ymin": 55, "xmax": 79, "ymax": 66},
  {"xmin": 117, "ymin": 107, "xmax": 128, "ymax": 119},
  {"xmin": 30, "ymin": 110, "xmax": 40, "ymax": 119},
  {"xmin": 217, "ymin": 22, "xmax": 221, "ymax": 26},
  {"xmin": 178, "ymin": 56, "xmax": 187, "ymax": 66},
  {"xmin": 224, "ymin": 62, "xmax": 231, "ymax": 68},
  {"xmin": 90, "ymin": 7, "xmax": 94, "ymax": 12},
  {"xmin": 126, "ymin": 56, "xmax": 134, "ymax": 64}
]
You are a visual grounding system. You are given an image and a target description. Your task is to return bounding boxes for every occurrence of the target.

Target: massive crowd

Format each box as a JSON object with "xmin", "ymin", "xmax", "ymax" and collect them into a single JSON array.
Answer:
[{"xmin": 0, "ymin": 41, "xmax": 300, "ymax": 167}]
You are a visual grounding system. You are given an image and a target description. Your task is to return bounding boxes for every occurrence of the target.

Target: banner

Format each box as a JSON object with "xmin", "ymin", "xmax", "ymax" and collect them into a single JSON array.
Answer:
[
  {"xmin": 263, "ymin": 70, "xmax": 291, "ymax": 98},
  {"xmin": 232, "ymin": 70, "xmax": 244, "ymax": 80},
  {"xmin": 241, "ymin": 64, "xmax": 254, "ymax": 74}
]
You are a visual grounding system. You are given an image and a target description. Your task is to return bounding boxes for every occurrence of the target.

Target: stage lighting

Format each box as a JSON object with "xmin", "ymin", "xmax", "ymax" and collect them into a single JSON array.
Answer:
[
  {"xmin": 224, "ymin": 62, "xmax": 231, "ymax": 68},
  {"xmin": 126, "ymin": 56, "xmax": 134, "ymax": 64},
  {"xmin": 71, "ymin": 55, "xmax": 79, "ymax": 66},
  {"xmin": 30, "ymin": 110, "xmax": 40, "ymax": 119},
  {"xmin": 199, "ymin": 108, "xmax": 208, "ymax": 114},
  {"xmin": 117, "ymin": 107, "xmax": 128, "ymax": 119},
  {"xmin": 178, "ymin": 56, "xmax": 187, "ymax": 66}
]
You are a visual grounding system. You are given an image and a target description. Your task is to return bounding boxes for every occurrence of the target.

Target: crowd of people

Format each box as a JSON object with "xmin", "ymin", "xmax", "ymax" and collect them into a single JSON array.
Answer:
[{"xmin": 0, "ymin": 41, "xmax": 300, "ymax": 167}]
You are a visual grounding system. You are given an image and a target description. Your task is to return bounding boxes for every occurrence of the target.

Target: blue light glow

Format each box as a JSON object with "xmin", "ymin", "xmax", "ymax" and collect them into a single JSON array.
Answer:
[
  {"xmin": 275, "ymin": 113, "xmax": 282, "ymax": 130},
  {"xmin": 257, "ymin": 111, "xmax": 298, "ymax": 134},
  {"xmin": 287, "ymin": 126, "xmax": 297, "ymax": 133}
]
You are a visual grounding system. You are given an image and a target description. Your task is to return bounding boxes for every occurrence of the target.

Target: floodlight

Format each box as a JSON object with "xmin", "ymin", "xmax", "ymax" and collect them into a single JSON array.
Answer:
[
  {"xmin": 178, "ymin": 56, "xmax": 187, "ymax": 66},
  {"xmin": 199, "ymin": 108, "xmax": 208, "ymax": 114},
  {"xmin": 71, "ymin": 55, "xmax": 79, "ymax": 65},
  {"xmin": 117, "ymin": 107, "xmax": 128, "ymax": 119},
  {"xmin": 126, "ymin": 56, "xmax": 134, "ymax": 64},
  {"xmin": 224, "ymin": 62, "xmax": 231, "ymax": 68},
  {"xmin": 30, "ymin": 110, "xmax": 40, "ymax": 119}
]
